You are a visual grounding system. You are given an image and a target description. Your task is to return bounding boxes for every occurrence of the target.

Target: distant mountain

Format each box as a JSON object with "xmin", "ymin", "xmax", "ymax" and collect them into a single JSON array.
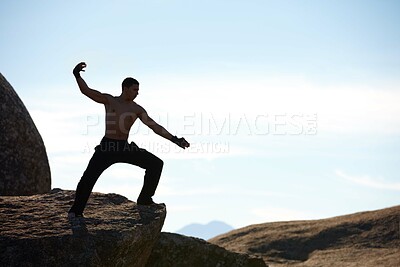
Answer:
[{"xmin": 176, "ymin": 221, "xmax": 234, "ymax": 240}]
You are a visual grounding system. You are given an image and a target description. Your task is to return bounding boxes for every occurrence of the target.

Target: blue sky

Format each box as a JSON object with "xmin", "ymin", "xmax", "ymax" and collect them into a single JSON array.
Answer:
[{"xmin": 1, "ymin": 0, "xmax": 400, "ymax": 233}]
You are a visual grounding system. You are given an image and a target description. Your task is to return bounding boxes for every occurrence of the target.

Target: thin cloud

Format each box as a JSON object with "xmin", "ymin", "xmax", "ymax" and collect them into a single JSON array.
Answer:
[
  {"xmin": 145, "ymin": 75, "xmax": 400, "ymax": 135},
  {"xmin": 336, "ymin": 170, "xmax": 400, "ymax": 191}
]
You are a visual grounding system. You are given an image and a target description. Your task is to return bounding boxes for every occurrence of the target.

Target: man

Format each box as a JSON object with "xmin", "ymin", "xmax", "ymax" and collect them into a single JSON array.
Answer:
[{"xmin": 68, "ymin": 62, "xmax": 190, "ymax": 219}]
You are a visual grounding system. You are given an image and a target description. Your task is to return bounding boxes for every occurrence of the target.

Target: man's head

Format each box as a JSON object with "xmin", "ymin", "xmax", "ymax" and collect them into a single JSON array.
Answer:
[
  {"xmin": 121, "ymin": 77, "xmax": 139, "ymax": 101},
  {"xmin": 122, "ymin": 77, "xmax": 139, "ymax": 90}
]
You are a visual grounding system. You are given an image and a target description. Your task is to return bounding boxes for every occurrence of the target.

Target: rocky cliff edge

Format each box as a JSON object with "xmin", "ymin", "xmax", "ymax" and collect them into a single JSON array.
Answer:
[{"xmin": 0, "ymin": 188, "xmax": 166, "ymax": 267}]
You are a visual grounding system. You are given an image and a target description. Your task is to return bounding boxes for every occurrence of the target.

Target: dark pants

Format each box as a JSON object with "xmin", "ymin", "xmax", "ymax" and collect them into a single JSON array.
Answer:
[{"xmin": 69, "ymin": 137, "xmax": 163, "ymax": 215}]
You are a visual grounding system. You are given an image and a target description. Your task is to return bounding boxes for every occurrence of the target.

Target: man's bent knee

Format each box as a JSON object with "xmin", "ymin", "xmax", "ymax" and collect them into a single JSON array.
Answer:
[
  {"xmin": 157, "ymin": 158, "xmax": 164, "ymax": 169},
  {"xmin": 152, "ymin": 157, "xmax": 163, "ymax": 172}
]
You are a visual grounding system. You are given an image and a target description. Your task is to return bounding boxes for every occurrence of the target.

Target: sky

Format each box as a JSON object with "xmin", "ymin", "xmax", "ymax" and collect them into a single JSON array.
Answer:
[{"xmin": 1, "ymin": 0, "xmax": 400, "ymax": 234}]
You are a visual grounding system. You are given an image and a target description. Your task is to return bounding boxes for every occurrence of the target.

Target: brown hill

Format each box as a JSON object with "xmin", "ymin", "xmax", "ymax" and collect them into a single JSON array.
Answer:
[{"xmin": 209, "ymin": 206, "xmax": 400, "ymax": 267}]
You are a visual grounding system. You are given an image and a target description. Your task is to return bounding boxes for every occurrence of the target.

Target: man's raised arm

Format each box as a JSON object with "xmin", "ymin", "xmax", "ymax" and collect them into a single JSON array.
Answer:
[
  {"xmin": 73, "ymin": 62, "xmax": 109, "ymax": 104},
  {"xmin": 138, "ymin": 108, "xmax": 190, "ymax": 149}
]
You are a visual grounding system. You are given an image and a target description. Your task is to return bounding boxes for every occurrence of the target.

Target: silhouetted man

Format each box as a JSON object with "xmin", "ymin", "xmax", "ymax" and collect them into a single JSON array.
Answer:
[{"xmin": 68, "ymin": 62, "xmax": 189, "ymax": 220}]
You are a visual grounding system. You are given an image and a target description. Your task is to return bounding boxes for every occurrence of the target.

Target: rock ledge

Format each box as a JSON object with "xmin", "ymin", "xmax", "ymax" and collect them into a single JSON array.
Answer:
[
  {"xmin": 0, "ymin": 188, "xmax": 166, "ymax": 267},
  {"xmin": 147, "ymin": 232, "xmax": 267, "ymax": 267}
]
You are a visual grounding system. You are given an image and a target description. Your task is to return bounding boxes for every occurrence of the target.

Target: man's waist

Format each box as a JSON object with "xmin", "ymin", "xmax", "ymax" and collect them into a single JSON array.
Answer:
[
  {"xmin": 101, "ymin": 136, "xmax": 128, "ymax": 144},
  {"xmin": 97, "ymin": 136, "xmax": 139, "ymax": 152}
]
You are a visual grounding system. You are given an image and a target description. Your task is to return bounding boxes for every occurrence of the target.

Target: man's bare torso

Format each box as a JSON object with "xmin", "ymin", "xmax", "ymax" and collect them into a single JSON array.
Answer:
[{"xmin": 104, "ymin": 96, "xmax": 142, "ymax": 140}]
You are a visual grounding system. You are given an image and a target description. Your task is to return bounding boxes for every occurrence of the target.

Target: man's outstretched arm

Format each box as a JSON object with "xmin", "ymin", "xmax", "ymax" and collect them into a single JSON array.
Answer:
[
  {"xmin": 138, "ymin": 108, "xmax": 190, "ymax": 149},
  {"xmin": 73, "ymin": 62, "xmax": 110, "ymax": 104}
]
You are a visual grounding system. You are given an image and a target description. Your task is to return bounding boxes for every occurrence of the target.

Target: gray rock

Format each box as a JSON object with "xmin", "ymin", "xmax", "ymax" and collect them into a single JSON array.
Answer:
[
  {"xmin": 147, "ymin": 232, "xmax": 267, "ymax": 267},
  {"xmin": 0, "ymin": 73, "xmax": 51, "ymax": 195},
  {"xmin": 0, "ymin": 188, "xmax": 167, "ymax": 267}
]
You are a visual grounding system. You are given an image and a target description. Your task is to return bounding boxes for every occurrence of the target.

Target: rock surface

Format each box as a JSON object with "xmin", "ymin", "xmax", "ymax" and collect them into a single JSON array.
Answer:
[
  {"xmin": 147, "ymin": 232, "xmax": 267, "ymax": 267},
  {"xmin": 209, "ymin": 205, "xmax": 400, "ymax": 267},
  {"xmin": 0, "ymin": 188, "xmax": 166, "ymax": 267},
  {"xmin": 0, "ymin": 73, "xmax": 51, "ymax": 196}
]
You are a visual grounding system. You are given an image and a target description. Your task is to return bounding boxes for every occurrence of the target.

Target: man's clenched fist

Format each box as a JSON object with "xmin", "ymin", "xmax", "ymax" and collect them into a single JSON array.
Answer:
[
  {"xmin": 73, "ymin": 62, "xmax": 87, "ymax": 78},
  {"xmin": 171, "ymin": 136, "xmax": 190, "ymax": 149}
]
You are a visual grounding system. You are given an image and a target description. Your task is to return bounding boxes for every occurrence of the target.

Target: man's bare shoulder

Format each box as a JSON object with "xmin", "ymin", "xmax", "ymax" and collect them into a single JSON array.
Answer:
[
  {"xmin": 102, "ymin": 93, "xmax": 116, "ymax": 104},
  {"xmin": 132, "ymin": 102, "xmax": 146, "ymax": 115}
]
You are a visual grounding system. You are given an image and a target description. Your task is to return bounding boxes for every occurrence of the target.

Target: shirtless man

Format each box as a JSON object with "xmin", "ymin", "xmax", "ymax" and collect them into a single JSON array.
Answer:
[{"xmin": 68, "ymin": 62, "xmax": 190, "ymax": 219}]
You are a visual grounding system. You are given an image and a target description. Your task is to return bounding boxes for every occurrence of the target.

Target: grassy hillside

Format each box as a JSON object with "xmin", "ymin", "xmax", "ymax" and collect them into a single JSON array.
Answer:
[{"xmin": 210, "ymin": 206, "xmax": 400, "ymax": 266}]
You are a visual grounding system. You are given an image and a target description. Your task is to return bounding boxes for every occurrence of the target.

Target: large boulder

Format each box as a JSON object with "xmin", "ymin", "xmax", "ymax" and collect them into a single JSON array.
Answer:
[
  {"xmin": 0, "ymin": 188, "xmax": 167, "ymax": 267},
  {"xmin": 0, "ymin": 73, "xmax": 51, "ymax": 195},
  {"xmin": 147, "ymin": 232, "xmax": 267, "ymax": 267}
]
